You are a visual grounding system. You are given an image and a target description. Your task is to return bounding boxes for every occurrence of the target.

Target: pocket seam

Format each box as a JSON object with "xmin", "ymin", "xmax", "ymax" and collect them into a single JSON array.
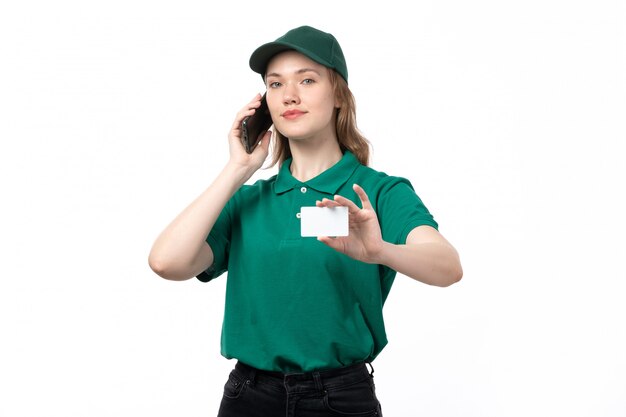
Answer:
[
  {"xmin": 323, "ymin": 379, "xmax": 380, "ymax": 416},
  {"xmin": 222, "ymin": 371, "xmax": 249, "ymax": 400}
]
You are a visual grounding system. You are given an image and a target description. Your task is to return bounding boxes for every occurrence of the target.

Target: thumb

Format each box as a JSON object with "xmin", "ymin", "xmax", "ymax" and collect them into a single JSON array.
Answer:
[
  {"xmin": 317, "ymin": 236, "xmax": 345, "ymax": 253},
  {"xmin": 257, "ymin": 130, "xmax": 272, "ymax": 152},
  {"xmin": 250, "ymin": 130, "xmax": 271, "ymax": 156}
]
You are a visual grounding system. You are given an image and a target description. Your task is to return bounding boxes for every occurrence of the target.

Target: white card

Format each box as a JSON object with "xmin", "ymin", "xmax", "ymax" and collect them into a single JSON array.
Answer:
[{"xmin": 300, "ymin": 206, "xmax": 349, "ymax": 237}]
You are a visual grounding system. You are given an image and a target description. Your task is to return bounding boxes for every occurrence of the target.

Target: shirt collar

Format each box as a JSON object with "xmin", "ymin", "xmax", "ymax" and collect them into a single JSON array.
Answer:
[{"xmin": 274, "ymin": 151, "xmax": 361, "ymax": 195}]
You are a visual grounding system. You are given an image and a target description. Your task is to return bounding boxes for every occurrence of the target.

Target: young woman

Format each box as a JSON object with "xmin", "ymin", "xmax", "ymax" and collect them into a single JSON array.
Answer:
[{"xmin": 149, "ymin": 25, "xmax": 462, "ymax": 417}]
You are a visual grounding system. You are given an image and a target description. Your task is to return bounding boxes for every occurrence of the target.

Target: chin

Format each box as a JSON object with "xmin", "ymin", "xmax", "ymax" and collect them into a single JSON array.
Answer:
[{"xmin": 278, "ymin": 128, "xmax": 310, "ymax": 141}]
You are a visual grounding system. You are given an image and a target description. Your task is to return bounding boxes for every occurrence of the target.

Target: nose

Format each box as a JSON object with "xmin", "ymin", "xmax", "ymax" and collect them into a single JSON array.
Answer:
[{"xmin": 282, "ymin": 83, "xmax": 300, "ymax": 105}]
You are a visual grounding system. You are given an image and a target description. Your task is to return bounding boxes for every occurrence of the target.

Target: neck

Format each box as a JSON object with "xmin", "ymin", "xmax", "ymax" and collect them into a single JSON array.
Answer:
[{"xmin": 288, "ymin": 138, "xmax": 343, "ymax": 182}]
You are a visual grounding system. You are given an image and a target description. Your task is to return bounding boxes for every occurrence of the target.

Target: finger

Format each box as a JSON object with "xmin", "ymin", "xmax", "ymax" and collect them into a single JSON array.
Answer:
[
  {"xmin": 316, "ymin": 197, "xmax": 338, "ymax": 206},
  {"xmin": 317, "ymin": 198, "xmax": 342, "ymax": 208},
  {"xmin": 230, "ymin": 94, "xmax": 265, "ymax": 130},
  {"xmin": 231, "ymin": 109, "xmax": 255, "ymax": 131},
  {"xmin": 248, "ymin": 94, "xmax": 265, "ymax": 110},
  {"xmin": 317, "ymin": 236, "xmax": 345, "ymax": 253},
  {"xmin": 352, "ymin": 184, "xmax": 373, "ymax": 210},
  {"xmin": 254, "ymin": 127, "xmax": 269, "ymax": 144},
  {"xmin": 332, "ymin": 194, "xmax": 361, "ymax": 214},
  {"xmin": 252, "ymin": 129, "xmax": 272, "ymax": 154},
  {"xmin": 245, "ymin": 92, "xmax": 262, "ymax": 106}
]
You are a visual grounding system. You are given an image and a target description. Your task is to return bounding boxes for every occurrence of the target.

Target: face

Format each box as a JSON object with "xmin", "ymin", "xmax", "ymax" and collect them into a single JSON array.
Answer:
[{"xmin": 265, "ymin": 51, "xmax": 339, "ymax": 143}]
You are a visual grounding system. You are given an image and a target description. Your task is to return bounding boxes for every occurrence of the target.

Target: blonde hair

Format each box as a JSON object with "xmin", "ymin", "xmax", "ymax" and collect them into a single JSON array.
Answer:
[{"xmin": 268, "ymin": 69, "xmax": 371, "ymax": 168}]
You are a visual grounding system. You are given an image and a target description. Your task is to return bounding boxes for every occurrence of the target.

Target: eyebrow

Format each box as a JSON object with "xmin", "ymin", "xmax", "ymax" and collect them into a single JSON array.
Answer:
[{"xmin": 265, "ymin": 68, "xmax": 323, "ymax": 78}]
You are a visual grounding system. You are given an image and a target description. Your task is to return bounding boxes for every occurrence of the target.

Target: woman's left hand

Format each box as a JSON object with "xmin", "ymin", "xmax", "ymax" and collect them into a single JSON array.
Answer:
[{"xmin": 316, "ymin": 184, "xmax": 384, "ymax": 264}]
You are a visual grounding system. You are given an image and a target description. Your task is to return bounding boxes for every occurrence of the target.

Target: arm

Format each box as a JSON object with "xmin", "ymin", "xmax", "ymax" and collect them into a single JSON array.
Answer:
[
  {"xmin": 148, "ymin": 94, "xmax": 271, "ymax": 281},
  {"xmin": 376, "ymin": 225, "xmax": 462, "ymax": 287},
  {"xmin": 317, "ymin": 184, "xmax": 462, "ymax": 287}
]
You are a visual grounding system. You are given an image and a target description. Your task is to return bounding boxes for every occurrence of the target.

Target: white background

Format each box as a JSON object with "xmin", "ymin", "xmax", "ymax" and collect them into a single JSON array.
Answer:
[{"xmin": 1, "ymin": 1, "xmax": 624, "ymax": 416}]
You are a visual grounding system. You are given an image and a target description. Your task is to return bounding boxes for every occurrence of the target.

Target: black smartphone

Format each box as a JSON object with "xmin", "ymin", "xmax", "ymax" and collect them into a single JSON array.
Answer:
[{"xmin": 240, "ymin": 94, "xmax": 272, "ymax": 154}]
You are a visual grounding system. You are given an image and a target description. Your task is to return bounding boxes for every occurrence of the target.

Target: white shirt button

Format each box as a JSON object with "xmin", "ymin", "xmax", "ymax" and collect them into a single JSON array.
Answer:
[
  {"xmin": 300, "ymin": 186, "xmax": 307, "ymax": 193},
  {"xmin": 296, "ymin": 212, "xmax": 301, "ymax": 219}
]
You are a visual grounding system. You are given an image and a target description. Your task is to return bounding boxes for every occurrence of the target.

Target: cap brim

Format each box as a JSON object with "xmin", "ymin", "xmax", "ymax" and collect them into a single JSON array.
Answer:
[
  {"xmin": 249, "ymin": 41, "xmax": 332, "ymax": 77},
  {"xmin": 249, "ymin": 42, "xmax": 294, "ymax": 75}
]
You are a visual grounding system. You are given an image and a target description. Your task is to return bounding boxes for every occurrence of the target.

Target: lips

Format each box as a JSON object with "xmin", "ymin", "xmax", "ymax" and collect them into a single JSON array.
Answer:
[{"xmin": 282, "ymin": 110, "xmax": 305, "ymax": 120}]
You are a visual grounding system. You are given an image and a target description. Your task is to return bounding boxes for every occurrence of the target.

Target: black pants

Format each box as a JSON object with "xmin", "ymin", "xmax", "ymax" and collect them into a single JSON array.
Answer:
[{"xmin": 217, "ymin": 361, "xmax": 383, "ymax": 417}]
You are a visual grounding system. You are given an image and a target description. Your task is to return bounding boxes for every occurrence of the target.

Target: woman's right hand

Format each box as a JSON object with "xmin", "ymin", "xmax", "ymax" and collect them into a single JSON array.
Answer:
[
  {"xmin": 149, "ymin": 94, "xmax": 273, "ymax": 281},
  {"xmin": 226, "ymin": 93, "xmax": 272, "ymax": 176}
]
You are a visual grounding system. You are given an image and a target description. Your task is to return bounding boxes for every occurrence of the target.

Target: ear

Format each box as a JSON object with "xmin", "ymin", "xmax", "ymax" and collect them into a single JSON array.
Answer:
[{"xmin": 334, "ymin": 95, "xmax": 342, "ymax": 109}]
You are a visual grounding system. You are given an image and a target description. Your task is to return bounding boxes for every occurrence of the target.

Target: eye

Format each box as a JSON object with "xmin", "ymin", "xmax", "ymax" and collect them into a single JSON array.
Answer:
[
  {"xmin": 268, "ymin": 81, "xmax": 282, "ymax": 88},
  {"xmin": 302, "ymin": 78, "xmax": 315, "ymax": 85}
]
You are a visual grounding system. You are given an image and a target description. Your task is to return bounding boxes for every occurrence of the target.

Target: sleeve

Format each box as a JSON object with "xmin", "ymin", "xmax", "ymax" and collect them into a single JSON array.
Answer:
[
  {"xmin": 196, "ymin": 198, "xmax": 233, "ymax": 282},
  {"xmin": 375, "ymin": 176, "xmax": 438, "ymax": 245}
]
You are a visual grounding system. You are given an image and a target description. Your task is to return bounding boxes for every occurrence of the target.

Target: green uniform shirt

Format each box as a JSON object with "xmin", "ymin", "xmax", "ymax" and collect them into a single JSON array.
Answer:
[{"xmin": 198, "ymin": 151, "xmax": 438, "ymax": 372}]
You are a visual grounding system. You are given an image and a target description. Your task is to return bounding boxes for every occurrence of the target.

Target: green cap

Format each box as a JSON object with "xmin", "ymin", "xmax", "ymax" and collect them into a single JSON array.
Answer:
[{"xmin": 249, "ymin": 25, "xmax": 348, "ymax": 83}]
